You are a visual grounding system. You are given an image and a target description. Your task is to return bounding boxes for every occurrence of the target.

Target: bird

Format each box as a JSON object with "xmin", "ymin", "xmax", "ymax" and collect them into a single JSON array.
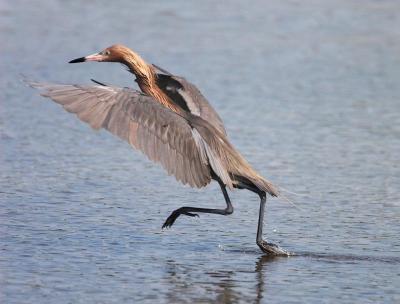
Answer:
[{"xmin": 28, "ymin": 44, "xmax": 287, "ymax": 255}]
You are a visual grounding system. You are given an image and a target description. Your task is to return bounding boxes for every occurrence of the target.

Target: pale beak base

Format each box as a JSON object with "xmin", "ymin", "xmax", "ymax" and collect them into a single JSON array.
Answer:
[{"xmin": 69, "ymin": 53, "xmax": 104, "ymax": 63}]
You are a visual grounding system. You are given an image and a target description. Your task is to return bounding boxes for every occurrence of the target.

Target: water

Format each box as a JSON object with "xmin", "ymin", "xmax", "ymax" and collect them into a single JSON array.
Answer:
[{"xmin": 1, "ymin": 0, "xmax": 400, "ymax": 303}]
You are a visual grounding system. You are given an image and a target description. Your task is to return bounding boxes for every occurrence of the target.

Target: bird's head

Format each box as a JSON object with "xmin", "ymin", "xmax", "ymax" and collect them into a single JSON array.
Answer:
[
  {"xmin": 69, "ymin": 44, "xmax": 153, "ymax": 80},
  {"xmin": 69, "ymin": 44, "xmax": 138, "ymax": 64}
]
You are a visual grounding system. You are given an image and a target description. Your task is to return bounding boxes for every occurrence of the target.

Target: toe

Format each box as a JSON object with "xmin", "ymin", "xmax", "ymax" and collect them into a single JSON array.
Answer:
[
  {"xmin": 162, "ymin": 212, "xmax": 178, "ymax": 229},
  {"xmin": 257, "ymin": 240, "xmax": 290, "ymax": 256}
]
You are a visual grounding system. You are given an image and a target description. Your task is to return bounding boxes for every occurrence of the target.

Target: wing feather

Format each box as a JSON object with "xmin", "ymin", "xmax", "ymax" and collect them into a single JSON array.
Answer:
[{"xmin": 29, "ymin": 82, "xmax": 212, "ymax": 188}]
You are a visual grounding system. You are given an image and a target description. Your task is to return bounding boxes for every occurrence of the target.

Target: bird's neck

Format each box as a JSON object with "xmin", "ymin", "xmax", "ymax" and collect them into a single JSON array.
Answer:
[
  {"xmin": 123, "ymin": 54, "xmax": 181, "ymax": 113},
  {"xmin": 138, "ymin": 76, "xmax": 181, "ymax": 113}
]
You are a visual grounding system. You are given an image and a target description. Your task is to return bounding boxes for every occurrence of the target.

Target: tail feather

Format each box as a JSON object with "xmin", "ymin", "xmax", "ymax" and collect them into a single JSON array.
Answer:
[
  {"xmin": 235, "ymin": 174, "xmax": 279, "ymax": 197},
  {"xmin": 251, "ymin": 176, "xmax": 279, "ymax": 197}
]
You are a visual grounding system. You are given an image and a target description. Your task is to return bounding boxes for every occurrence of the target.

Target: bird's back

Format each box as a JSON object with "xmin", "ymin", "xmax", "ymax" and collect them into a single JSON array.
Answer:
[{"xmin": 154, "ymin": 71, "xmax": 227, "ymax": 136}]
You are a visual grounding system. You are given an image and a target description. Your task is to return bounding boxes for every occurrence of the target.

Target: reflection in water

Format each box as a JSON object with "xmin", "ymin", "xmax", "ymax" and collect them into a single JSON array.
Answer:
[
  {"xmin": 162, "ymin": 252, "xmax": 400, "ymax": 303},
  {"xmin": 254, "ymin": 255, "xmax": 278, "ymax": 304},
  {"xmin": 162, "ymin": 255, "xmax": 282, "ymax": 304},
  {"xmin": 163, "ymin": 259, "xmax": 241, "ymax": 303}
]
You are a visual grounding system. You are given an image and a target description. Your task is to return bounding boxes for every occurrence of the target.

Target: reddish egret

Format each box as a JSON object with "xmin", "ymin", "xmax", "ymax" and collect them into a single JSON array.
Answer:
[{"xmin": 29, "ymin": 44, "xmax": 287, "ymax": 255}]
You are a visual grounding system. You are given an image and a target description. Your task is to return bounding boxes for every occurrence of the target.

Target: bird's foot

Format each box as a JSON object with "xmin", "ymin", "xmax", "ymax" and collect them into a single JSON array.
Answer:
[
  {"xmin": 257, "ymin": 240, "xmax": 291, "ymax": 256},
  {"xmin": 162, "ymin": 208, "xmax": 199, "ymax": 229}
]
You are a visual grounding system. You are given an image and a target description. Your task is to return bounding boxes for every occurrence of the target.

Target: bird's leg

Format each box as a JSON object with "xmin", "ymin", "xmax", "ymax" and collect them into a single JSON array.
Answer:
[
  {"xmin": 236, "ymin": 181, "xmax": 289, "ymax": 256},
  {"xmin": 256, "ymin": 192, "xmax": 289, "ymax": 256},
  {"xmin": 162, "ymin": 180, "xmax": 233, "ymax": 229},
  {"xmin": 256, "ymin": 193, "xmax": 277, "ymax": 253}
]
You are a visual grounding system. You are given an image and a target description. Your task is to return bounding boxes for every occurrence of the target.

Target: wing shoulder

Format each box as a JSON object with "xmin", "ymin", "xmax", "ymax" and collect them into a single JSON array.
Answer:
[{"xmin": 155, "ymin": 72, "xmax": 227, "ymax": 135}]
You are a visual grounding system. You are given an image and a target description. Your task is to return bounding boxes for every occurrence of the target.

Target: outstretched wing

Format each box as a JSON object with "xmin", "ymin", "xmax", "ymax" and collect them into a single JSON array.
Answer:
[
  {"xmin": 29, "ymin": 82, "xmax": 212, "ymax": 188},
  {"xmin": 153, "ymin": 65, "xmax": 227, "ymax": 136}
]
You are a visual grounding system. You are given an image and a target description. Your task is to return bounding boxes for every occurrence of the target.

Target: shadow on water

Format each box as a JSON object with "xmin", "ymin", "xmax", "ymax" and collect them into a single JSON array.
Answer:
[
  {"xmin": 253, "ymin": 251, "xmax": 400, "ymax": 304},
  {"xmin": 291, "ymin": 251, "xmax": 400, "ymax": 264},
  {"xmin": 226, "ymin": 247, "xmax": 400, "ymax": 264}
]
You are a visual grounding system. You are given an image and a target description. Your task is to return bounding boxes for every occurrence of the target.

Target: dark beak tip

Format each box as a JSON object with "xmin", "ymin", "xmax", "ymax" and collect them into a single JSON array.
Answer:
[{"xmin": 69, "ymin": 57, "xmax": 86, "ymax": 64}]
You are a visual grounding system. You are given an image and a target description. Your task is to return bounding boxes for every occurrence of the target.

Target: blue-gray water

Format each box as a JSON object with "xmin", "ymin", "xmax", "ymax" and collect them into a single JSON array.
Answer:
[{"xmin": 1, "ymin": 1, "xmax": 400, "ymax": 303}]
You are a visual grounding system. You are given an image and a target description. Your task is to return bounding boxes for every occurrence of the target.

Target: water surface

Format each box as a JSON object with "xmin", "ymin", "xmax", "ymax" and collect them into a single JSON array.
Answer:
[{"xmin": 1, "ymin": 1, "xmax": 400, "ymax": 303}]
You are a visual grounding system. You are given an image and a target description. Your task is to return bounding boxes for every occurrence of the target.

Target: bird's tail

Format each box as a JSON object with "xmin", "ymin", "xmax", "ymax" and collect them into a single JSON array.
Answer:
[
  {"xmin": 250, "ymin": 174, "xmax": 280, "ymax": 197},
  {"xmin": 234, "ymin": 167, "xmax": 279, "ymax": 197}
]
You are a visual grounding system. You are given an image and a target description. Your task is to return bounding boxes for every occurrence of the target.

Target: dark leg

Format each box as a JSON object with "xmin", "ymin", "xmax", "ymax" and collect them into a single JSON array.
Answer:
[
  {"xmin": 162, "ymin": 179, "xmax": 233, "ymax": 229},
  {"xmin": 237, "ymin": 182, "xmax": 289, "ymax": 256},
  {"xmin": 256, "ymin": 193, "xmax": 290, "ymax": 255},
  {"xmin": 256, "ymin": 192, "xmax": 266, "ymax": 246}
]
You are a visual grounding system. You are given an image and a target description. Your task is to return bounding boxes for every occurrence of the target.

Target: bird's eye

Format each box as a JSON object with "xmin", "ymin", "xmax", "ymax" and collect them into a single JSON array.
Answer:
[{"xmin": 105, "ymin": 50, "xmax": 110, "ymax": 55}]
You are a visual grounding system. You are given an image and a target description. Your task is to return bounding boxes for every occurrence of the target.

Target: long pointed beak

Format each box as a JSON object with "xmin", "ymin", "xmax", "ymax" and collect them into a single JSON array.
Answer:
[{"xmin": 69, "ymin": 53, "xmax": 104, "ymax": 63}]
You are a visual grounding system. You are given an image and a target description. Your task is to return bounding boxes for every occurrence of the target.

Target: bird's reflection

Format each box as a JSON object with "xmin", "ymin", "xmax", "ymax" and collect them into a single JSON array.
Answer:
[
  {"xmin": 162, "ymin": 254, "xmax": 280, "ymax": 304},
  {"xmin": 163, "ymin": 260, "xmax": 240, "ymax": 303},
  {"xmin": 254, "ymin": 254, "xmax": 280, "ymax": 304}
]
